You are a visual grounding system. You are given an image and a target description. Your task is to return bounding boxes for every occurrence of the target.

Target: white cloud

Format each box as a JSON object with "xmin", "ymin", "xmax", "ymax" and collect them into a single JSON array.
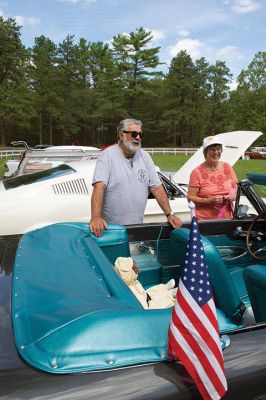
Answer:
[
  {"xmin": 58, "ymin": 0, "xmax": 98, "ymax": 4},
  {"xmin": 216, "ymin": 45, "xmax": 243, "ymax": 61},
  {"xmin": 82, "ymin": 0, "xmax": 98, "ymax": 3},
  {"xmin": 168, "ymin": 38, "xmax": 204, "ymax": 59},
  {"xmin": 229, "ymin": 78, "xmax": 238, "ymax": 90},
  {"xmin": 14, "ymin": 15, "xmax": 40, "ymax": 26},
  {"xmin": 0, "ymin": 9, "xmax": 4, "ymax": 17},
  {"xmin": 177, "ymin": 29, "xmax": 190, "ymax": 37},
  {"xmin": 166, "ymin": 38, "xmax": 243, "ymax": 75},
  {"xmin": 232, "ymin": 0, "xmax": 261, "ymax": 13},
  {"xmin": 149, "ymin": 29, "xmax": 166, "ymax": 43}
]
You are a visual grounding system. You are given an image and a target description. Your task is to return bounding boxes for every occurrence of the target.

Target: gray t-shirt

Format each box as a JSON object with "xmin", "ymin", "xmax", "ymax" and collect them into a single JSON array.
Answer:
[{"xmin": 92, "ymin": 144, "xmax": 161, "ymax": 224}]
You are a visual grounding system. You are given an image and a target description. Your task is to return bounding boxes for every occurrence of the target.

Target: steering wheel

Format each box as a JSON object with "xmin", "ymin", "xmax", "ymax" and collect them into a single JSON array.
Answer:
[{"xmin": 246, "ymin": 211, "xmax": 266, "ymax": 260}]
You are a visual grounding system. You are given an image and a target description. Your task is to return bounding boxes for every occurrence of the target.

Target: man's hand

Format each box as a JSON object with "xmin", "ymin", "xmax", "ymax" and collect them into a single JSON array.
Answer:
[
  {"xmin": 90, "ymin": 182, "xmax": 107, "ymax": 237},
  {"xmin": 167, "ymin": 214, "xmax": 182, "ymax": 229},
  {"xmin": 150, "ymin": 185, "xmax": 183, "ymax": 229},
  {"xmin": 89, "ymin": 216, "xmax": 108, "ymax": 237}
]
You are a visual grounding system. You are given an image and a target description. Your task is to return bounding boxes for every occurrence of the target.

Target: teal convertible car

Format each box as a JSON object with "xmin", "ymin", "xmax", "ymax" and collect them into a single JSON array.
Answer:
[{"xmin": 0, "ymin": 174, "xmax": 266, "ymax": 399}]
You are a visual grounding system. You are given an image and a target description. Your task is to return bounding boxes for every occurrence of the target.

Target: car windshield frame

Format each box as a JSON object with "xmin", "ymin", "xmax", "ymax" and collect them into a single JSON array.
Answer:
[
  {"xmin": 247, "ymin": 174, "xmax": 266, "ymax": 204},
  {"xmin": 3, "ymin": 164, "xmax": 75, "ymax": 190}
]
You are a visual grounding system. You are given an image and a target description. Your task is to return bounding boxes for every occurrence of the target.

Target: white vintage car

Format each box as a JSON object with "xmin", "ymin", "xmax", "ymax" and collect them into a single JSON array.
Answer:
[
  {"xmin": 3, "ymin": 145, "xmax": 101, "ymax": 179},
  {"xmin": 0, "ymin": 131, "xmax": 263, "ymax": 235}
]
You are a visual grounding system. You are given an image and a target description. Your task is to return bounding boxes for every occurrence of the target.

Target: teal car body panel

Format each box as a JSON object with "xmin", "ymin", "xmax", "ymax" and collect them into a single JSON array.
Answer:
[{"xmin": 12, "ymin": 222, "xmax": 245, "ymax": 374}]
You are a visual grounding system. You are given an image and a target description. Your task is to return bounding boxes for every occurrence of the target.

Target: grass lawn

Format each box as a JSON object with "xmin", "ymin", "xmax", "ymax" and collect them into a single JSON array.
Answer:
[
  {"xmin": 151, "ymin": 154, "xmax": 266, "ymax": 181},
  {"xmin": 0, "ymin": 159, "xmax": 6, "ymax": 179},
  {"xmin": 0, "ymin": 155, "xmax": 265, "ymax": 181}
]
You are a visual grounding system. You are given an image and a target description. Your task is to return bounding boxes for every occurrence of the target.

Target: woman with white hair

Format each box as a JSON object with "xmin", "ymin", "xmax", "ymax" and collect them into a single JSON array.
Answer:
[{"xmin": 187, "ymin": 136, "xmax": 237, "ymax": 220}]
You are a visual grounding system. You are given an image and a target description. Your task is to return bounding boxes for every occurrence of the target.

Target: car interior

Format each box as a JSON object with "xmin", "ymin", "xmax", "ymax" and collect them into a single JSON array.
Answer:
[{"xmin": 12, "ymin": 219, "xmax": 266, "ymax": 374}]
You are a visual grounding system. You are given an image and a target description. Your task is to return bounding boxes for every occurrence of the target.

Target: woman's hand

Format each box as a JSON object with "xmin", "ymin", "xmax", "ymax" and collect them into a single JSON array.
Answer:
[
  {"xmin": 209, "ymin": 196, "xmax": 224, "ymax": 205},
  {"xmin": 223, "ymin": 194, "xmax": 236, "ymax": 202}
]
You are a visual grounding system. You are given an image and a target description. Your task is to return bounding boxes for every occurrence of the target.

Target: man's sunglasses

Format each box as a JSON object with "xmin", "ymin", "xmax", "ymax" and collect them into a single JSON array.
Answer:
[{"xmin": 122, "ymin": 130, "xmax": 144, "ymax": 139}]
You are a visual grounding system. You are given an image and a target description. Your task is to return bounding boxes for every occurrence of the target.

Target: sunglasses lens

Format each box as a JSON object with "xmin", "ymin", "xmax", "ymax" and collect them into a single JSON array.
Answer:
[
  {"xmin": 123, "ymin": 130, "xmax": 144, "ymax": 139},
  {"xmin": 132, "ymin": 131, "xmax": 144, "ymax": 139}
]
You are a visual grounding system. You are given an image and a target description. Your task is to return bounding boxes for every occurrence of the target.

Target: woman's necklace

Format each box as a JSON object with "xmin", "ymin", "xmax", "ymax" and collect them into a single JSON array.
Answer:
[{"xmin": 203, "ymin": 161, "xmax": 220, "ymax": 172}]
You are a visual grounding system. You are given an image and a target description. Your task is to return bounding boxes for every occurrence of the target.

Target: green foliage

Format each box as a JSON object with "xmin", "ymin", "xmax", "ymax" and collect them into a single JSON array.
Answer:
[
  {"xmin": 28, "ymin": 35, "xmax": 59, "ymax": 144},
  {"xmin": 0, "ymin": 18, "xmax": 265, "ymax": 147},
  {"xmin": 207, "ymin": 61, "xmax": 233, "ymax": 134},
  {"xmin": 112, "ymin": 27, "xmax": 162, "ymax": 115},
  {"xmin": 162, "ymin": 51, "xmax": 212, "ymax": 147},
  {"xmin": 228, "ymin": 52, "xmax": 266, "ymax": 135},
  {"xmin": 0, "ymin": 17, "xmax": 24, "ymax": 84},
  {"xmin": 0, "ymin": 17, "xmax": 30, "ymax": 145}
]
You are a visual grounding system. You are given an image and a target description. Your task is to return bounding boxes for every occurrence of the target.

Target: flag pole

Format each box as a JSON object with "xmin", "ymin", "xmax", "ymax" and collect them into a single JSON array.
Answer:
[{"xmin": 188, "ymin": 201, "xmax": 196, "ymax": 218}]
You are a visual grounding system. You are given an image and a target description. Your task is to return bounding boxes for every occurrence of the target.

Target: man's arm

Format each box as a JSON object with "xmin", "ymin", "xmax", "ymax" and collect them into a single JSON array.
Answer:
[
  {"xmin": 89, "ymin": 182, "xmax": 108, "ymax": 237},
  {"xmin": 150, "ymin": 185, "xmax": 182, "ymax": 229}
]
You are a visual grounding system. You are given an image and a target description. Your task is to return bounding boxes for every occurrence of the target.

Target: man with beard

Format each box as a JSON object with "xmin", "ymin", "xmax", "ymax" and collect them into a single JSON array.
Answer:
[{"xmin": 89, "ymin": 118, "xmax": 182, "ymax": 237}]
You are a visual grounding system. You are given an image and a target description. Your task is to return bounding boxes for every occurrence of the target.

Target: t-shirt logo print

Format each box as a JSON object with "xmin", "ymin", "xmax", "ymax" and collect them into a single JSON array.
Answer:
[{"xmin": 137, "ymin": 169, "xmax": 147, "ymax": 182}]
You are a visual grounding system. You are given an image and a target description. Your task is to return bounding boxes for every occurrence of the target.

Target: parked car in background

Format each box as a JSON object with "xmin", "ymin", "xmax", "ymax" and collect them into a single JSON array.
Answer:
[
  {"xmin": 3, "ymin": 142, "xmax": 101, "ymax": 179},
  {"xmin": 244, "ymin": 146, "xmax": 266, "ymax": 159}
]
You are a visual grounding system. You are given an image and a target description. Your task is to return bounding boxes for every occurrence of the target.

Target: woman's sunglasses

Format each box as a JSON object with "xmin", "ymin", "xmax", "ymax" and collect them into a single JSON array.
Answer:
[{"xmin": 122, "ymin": 130, "xmax": 144, "ymax": 139}]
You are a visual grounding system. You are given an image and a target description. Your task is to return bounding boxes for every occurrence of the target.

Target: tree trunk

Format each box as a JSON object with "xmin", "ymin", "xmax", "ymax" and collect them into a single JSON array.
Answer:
[
  {"xmin": 211, "ymin": 108, "xmax": 216, "ymax": 134},
  {"xmin": 0, "ymin": 118, "xmax": 6, "ymax": 146},
  {"xmin": 39, "ymin": 112, "xmax": 43, "ymax": 144},
  {"xmin": 172, "ymin": 120, "xmax": 176, "ymax": 147},
  {"xmin": 49, "ymin": 114, "xmax": 53, "ymax": 144}
]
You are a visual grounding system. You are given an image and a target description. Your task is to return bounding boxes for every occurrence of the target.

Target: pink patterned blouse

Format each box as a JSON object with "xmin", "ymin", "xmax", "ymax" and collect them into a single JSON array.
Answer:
[{"xmin": 188, "ymin": 162, "xmax": 237, "ymax": 219}]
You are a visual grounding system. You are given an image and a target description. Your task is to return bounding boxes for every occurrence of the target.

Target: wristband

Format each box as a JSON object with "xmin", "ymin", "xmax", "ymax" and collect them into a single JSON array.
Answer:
[{"xmin": 166, "ymin": 211, "xmax": 175, "ymax": 217}]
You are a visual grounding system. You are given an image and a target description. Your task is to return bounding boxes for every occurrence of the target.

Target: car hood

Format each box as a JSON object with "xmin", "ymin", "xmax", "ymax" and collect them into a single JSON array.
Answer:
[
  {"xmin": 172, "ymin": 131, "xmax": 263, "ymax": 185},
  {"xmin": 0, "ymin": 181, "xmax": 5, "ymax": 192}
]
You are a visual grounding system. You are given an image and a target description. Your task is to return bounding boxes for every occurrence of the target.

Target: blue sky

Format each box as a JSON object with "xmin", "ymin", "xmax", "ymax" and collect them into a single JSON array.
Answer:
[{"xmin": 1, "ymin": 0, "xmax": 265, "ymax": 87}]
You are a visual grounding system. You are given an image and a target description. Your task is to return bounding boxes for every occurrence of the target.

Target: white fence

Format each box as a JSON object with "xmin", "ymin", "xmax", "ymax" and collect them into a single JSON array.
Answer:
[
  {"xmin": 0, "ymin": 147, "xmax": 198, "ymax": 159},
  {"xmin": 0, "ymin": 149, "xmax": 24, "ymax": 159},
  {"xmin": 144, "ymin": 148, "xmax": 197, "ymax": 155}
]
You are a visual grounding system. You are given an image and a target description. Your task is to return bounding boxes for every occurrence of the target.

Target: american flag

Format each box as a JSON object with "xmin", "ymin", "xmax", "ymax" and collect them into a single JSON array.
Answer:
[{"xmin": 168, "ymin": 213, "xmax": 227, "ymax": 400}]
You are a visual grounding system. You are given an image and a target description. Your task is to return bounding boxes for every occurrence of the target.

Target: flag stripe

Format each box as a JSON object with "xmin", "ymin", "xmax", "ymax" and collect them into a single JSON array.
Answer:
[
  {"xmin": 172, "ymin": 307, "xmax": 226, "ymax": 385},
  {"xmin": 176, "ymin": 281, "xmax": 225, "ymax": 370},
  {"xmin": 171, "ymin": 308, "xmax": 227, "ymax": 393},
  {"xmin": 168, "ymin": 330, "xmax": 213, "ymax": 400},
  {"xmin": 168, "ymin": 215, "xmax": 227, "ymax": 400},
  {"xmin": 169, "ymin": 326, "xmax": 222, "ymax": 400},
  {"xmin": 176, "ymin": 288, "xmax": 218, "ymax": 347},
  {"xmin": 203, "ymin": 300, "xmax": 220, "ymax": 332},
  {"xmin": 178, "ymin": 280, "xmax": 221, "ymax": 344},
  {"xmin": 173, "ymin": 301, "xmax": 224, "ymax": 375}
]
